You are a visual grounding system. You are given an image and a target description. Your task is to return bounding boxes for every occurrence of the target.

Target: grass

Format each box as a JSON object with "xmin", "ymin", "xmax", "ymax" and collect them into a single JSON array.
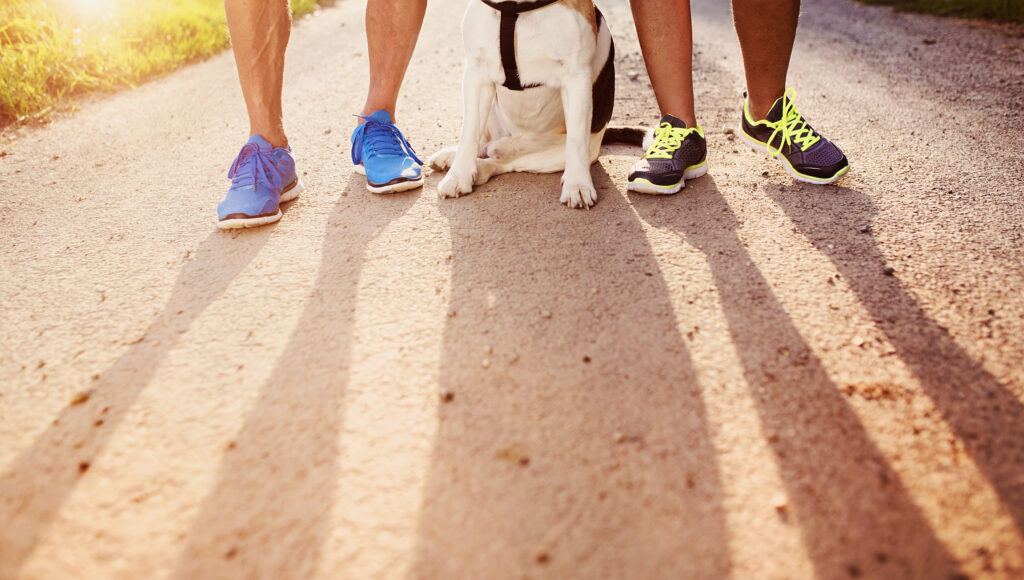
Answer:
[
  {"xmin": 859, "ymin": 0, "xmax": 1023, "ymax": 24},
  {"xmin": 0, "ymin": 0, "xmax": 326, "ymax": 126}
]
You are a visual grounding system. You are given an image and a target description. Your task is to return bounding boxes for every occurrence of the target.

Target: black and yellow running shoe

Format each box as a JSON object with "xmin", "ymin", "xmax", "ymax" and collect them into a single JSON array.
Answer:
[
  {"xmin": 627, "ymin": 114, "xmax": 708, "ymax": 195},
  {"xmin": 738, "ymin": 88, "xmax": 849, "ymax": 185}
]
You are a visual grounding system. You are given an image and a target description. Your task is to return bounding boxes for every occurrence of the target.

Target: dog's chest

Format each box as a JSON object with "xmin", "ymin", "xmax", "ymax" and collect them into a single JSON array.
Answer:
[{"xmin": 462, "ymin": 3, "xmax": 595, "ymax": 89}]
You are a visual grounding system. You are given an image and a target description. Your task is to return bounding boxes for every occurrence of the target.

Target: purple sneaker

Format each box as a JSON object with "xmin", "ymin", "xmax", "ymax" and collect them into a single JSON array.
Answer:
[
  {"xmin": 217, "ymin": 135, "xmax": 303, "ymax": 229},
  {"xmin": 738, "ymin": 88, "xmax": 849, "ymax": 185}
]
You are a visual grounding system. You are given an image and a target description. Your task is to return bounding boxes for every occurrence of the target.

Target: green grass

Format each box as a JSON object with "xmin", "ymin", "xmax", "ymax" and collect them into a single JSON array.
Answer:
[
  {"xmin": 0, "ymin": 0, "xmax": 326, "ymax": 126},
  {"xmin": 859, "ymin": 0, "xmax": 1023, "ymax": 24}
]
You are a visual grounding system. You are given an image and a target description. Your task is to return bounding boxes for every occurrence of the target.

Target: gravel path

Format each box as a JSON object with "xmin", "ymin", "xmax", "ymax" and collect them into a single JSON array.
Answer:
[{"xmin": 1, "ymin": 0, "xmax": 1022, "ymax": 577}]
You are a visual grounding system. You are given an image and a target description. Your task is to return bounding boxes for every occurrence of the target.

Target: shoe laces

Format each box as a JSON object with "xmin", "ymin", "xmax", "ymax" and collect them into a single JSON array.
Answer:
[
  {"xmin": 351, "ymin": 115, "xmax": 423, "ymax": 165},
  {"xmin": 227, "ymin": 143, "xmax": 283, "ymax": 191},
  {"xmin": 764, "ymin": 88, "xmax": 821, "ymax": 155},
  {"xmin": 644, "ymin": 123, "xmax": 699, "ymax": 160}
]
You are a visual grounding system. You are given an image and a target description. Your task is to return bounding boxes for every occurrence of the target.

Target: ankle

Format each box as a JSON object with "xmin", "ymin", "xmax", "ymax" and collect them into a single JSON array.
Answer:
[
  {"xmin": 745, "ymin": 89, "xmax": 783, "ymax": 121},
  {"xmin": 747, "ymin": 99, "xmax": 774, "ymax": 122},
  {"xmin": 251, "ymin": 131, "xmax": 289, "ymax": 149},
  {"xmin": 360, "ymin": 103, "xmax": 396, "ymax": 121},
  {"xmin": 663, "ymin": 111, "xmax": 698, "ymax": 128}
]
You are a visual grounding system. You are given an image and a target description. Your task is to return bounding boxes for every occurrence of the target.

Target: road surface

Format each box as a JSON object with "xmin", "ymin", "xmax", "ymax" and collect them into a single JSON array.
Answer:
[{"xmin": 1, "ymin": 0, "xmax": 1023, "ymax": 577}]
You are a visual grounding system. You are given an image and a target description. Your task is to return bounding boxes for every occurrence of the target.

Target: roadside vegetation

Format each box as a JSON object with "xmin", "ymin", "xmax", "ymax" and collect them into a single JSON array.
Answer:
[
  {"xmin": 0, "ymin": 0, "xmax": 326, "ymax": 126},
  {"xmin": 860, "ymin": 0, "xmax": 1023, "ymax": 24}
]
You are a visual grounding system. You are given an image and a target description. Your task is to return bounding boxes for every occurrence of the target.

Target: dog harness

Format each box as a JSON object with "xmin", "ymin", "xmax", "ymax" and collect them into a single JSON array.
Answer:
[
  {"xmin": 480, "ymin": 0, "xmax": 568, "ymax": 91},
  {"xmin": 479, "ymin": 0, "xmax": 614, "ymax": 132}
]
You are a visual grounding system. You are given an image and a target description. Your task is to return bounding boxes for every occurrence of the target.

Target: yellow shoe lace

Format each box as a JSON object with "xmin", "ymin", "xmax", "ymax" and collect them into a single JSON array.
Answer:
[
  {"xmin": 644, "ymin": 123, "xmax": 701, "ymax": 159},
  {"xmin": 763, "ymin": 88, "xmax": 820, "ymax": 155}
]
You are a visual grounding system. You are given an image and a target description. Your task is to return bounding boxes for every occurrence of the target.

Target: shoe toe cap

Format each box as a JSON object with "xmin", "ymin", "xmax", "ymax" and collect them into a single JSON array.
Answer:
[{"xmin": 218, "ymin": 186, "xmax": 279, "ymax": 220}]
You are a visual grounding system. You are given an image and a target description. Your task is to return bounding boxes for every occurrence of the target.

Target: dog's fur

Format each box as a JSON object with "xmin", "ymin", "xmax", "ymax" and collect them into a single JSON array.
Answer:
[{"xmin": 430, "ymin": 0, "xmax": 617, "ymax": 208}]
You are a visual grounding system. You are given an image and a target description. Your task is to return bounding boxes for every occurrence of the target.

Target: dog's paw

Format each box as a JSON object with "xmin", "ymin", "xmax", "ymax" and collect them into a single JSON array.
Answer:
[
  {"xmin": 485, "ymin": 138, "xmax": 515, "ymax": 161},
  {"xmin": 473, "ymin": 159, "xmax": 501, "ymax": 186},
  {"xmin": 438, "ymin": 170, "xmax": 475, "ymax": 199},
  {"xmin": 560, "ymin": 177, "xmax": 598, "ymax": 209},
  {"xmin": 428, "ymin": 146, "xmax": 457, "ymax": 171}
]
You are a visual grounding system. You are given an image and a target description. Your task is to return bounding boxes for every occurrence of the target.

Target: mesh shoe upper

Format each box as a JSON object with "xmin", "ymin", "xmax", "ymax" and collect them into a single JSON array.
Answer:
[
  {"xmin": 628, "ymin": 115, "xmax": 707, "ymax": 186},
  {"xmin": 351, "ymin": 110, "xmax": 423, "ymax": 187},
  {"xmin": 740, "ymin": 89, "xmax": 848, "ymax": 180},
  {"xmin": 217, "ymin": 135, "xmax": 298, "ymax": 221}
]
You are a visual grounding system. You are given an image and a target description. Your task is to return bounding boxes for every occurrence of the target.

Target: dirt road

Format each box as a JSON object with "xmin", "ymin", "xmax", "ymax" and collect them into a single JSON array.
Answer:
[{"xmin": 1, "ymin": 0, "xmax": 1023, "ymax": 577}]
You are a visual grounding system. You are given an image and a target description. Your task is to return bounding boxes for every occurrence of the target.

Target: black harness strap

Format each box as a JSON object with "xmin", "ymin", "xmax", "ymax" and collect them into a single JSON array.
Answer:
[{"xmin": 480, "ymin": 0, "xmax": 561, "ymax": 91}]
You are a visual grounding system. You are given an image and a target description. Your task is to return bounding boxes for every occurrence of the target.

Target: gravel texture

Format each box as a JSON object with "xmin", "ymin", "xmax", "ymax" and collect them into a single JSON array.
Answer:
[{"xmin": 1, "ymin": 0, "xmax": 1023, "ymax": 578}]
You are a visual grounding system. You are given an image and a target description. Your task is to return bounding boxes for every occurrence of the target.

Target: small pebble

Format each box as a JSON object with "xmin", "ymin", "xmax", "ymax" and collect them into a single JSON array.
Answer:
[
  {"xmin": 481, "ymin": 359, "xmax": 491, "ymax": 369},
  {"xmin": 70, "ymin": 391, "xmax": 92, "ymax": 406},
  {"xmin": 540, "ymin": 310, "xmax": 552, "ymax": 319},
  {"xmin": 440, "ymin": 390, "xmax": 455, "ymax": 403},
  {"xmin": 627, "ymin": 71, "xmax": 639, "ymax": 81},
  {"xmin": 858, "ymin": 224, "xmax": 871, "ymax": 233},
  {"xmin": 761, "ymin": 171, "xmax": 770, "ymax": 177},
  {"xmin": 882, "ymin": 266, "xmax": 896, "ymax": 276},
  {"xmin": 772, "ymin": 493, "xmax": 788, "ymax": 515}
]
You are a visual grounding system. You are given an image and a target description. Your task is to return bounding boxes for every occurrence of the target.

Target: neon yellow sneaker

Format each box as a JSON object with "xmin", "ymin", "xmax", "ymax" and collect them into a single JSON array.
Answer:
[
  {"xmin": 738, "ymin": 88, "xmax": 849, "ymax": 185},
  {"xmin": 627, "ymin": 114, "xmax": 708, "ymax": 195}
]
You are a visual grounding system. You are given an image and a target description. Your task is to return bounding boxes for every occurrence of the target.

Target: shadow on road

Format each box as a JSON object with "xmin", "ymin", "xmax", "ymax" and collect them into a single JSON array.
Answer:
[
  {"xmin": 412, "ymin": 166, "xmax": 732, "ymax": 577},
  {"xmin": 0, "ymin": 224, "xmax": 273, "ymax": 577},
  {"xmin": 172, "ymin": 176, "xmax": 416, "ymax": 578},
  {"xmin": 632, "ymin": 177, "xmax": 963, "ymax": 578},
  {"xmin": 770, "ymin": 184, "xmax": 1024, "ymax": 537}
]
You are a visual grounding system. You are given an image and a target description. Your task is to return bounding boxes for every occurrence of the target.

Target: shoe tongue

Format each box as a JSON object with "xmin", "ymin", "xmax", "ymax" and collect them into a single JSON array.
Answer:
[
  {"xmin": 659, "ymin": 114, "xmax": 689, "ymax": 129},
  {"xmin": 367, "ymin": 109, "xmax": 394, "ymax": 124},
  {"xmin": 246, "ymin": 134, "xmax": 273, "ymax": 151},
  {"xmin": 764, "ymin": 97, "xmax": 785, "ymax": 123}
]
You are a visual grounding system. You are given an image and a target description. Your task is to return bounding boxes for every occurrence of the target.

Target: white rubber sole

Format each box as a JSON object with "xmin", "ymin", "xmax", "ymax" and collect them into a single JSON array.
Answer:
[
  {"xmin": 353, "ymin": 164, "xmax": 424, "ymax": 194},
  {"xmin": 627, "ymin": 161, "xmax": 709, "ymax": 195},
  {"xmin": 216, "ymin": 180, "xmax": 304, "ymax": 230},
  {"xmin": 737, "ymin": 127, "xmax": 849, "ymax": 185}
]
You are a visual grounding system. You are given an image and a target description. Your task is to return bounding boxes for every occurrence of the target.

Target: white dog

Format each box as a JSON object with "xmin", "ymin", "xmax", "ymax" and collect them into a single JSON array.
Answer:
[{"xmin": 430, "ymin": 0, "xmax": 632, "ymax": 208}]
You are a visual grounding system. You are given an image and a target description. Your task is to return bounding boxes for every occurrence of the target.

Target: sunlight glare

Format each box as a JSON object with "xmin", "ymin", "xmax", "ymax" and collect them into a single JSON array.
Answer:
[{"xmin": 64, "ymin": 0, "xmax": 119, "ymax": 20}]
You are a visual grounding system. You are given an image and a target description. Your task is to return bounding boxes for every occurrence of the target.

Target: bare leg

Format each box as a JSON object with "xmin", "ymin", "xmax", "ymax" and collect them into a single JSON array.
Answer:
[
  {"xmin": 733, "ymin": 0, "xmax": 799, "ymax": 120},
  {"xmin": 225, "ymin": 0, "xmax": 291, "ymax": 148},
  {"xmin": 361, "ymin": 0, "xmax": 429, "ymax": 118},
  {"xmin": 629, "ymin": 0, "xmax": 697, "ymax": 127}
]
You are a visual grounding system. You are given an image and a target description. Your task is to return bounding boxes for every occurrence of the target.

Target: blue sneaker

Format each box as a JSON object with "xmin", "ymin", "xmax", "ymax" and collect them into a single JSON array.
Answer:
[
  {"xmin": 351, "ymin": 110, "xmax": 424, "ymax": 194},
  {"xmin": 216, "ymin": 135, "xmax": 303, "ymax": 229}
]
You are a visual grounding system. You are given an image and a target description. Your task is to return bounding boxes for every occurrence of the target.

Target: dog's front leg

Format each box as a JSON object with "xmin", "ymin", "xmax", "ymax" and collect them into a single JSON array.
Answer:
[
  {"xmin": 438, "ymin": 66, "xmax": 495, "ymax": 198},
  {"xmin": 559, "ymin": 72, "xmax": 597, "ymax": 208}
]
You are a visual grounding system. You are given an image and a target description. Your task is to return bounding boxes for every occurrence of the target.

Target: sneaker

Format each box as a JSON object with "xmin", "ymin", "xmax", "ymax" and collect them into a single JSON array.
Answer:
[
  {"xmin": 627, "ymin": 114, "xmax": 708, "ymax": 195},
  {"xmin": 217, "ymin": 135, "xmax": 303, "ymax": 229},
  {"xmin": 351, "ymin": 110, "xmax": 424, "ymax": 194},
  {"xmin": 738, "ymin": 88, "xmax": 849, "ymax": 185}
]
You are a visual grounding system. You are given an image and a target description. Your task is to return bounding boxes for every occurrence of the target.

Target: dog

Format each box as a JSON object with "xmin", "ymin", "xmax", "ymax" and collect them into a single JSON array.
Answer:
[{"xmin": 430, "ymin": 0, "xmax": 639, "ymax": 208}]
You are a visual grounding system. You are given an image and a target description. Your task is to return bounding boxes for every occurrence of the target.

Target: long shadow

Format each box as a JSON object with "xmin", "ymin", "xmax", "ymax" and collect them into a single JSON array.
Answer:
[
  {"xmin": 770, "ymin": 184, "xmax": 1024, "ymax": 535},
  {"xmin": 172, "ymin": 176, "xmax": 415, "ymax": 578},
  {"xmin": 634, "ymin": 178, "xmax": 963, "ymax": 578},
  {"xmin": 0, "ymin": 226, "xmax": 273, "ymax": 576},
  {"xmin": 412, "ymin": 167, "xmax": 732, "ymax": 578}
]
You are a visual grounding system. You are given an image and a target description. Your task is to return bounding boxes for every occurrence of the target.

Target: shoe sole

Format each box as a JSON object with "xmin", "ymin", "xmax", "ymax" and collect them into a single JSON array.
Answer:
[
  {"xmin": 216, "ymin": 180, "xmax": 304, "ymax": 230},
  {"xmin": 737, "ymin": 127, "xmax": 849, "ymax": 185},
  {"xmin": 354, "ymin": 164, "xmax": 424, "ymax": 194},
  {"xmin": 627, "ymin": 161, "xmax": 708, "ymax": 195}
]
